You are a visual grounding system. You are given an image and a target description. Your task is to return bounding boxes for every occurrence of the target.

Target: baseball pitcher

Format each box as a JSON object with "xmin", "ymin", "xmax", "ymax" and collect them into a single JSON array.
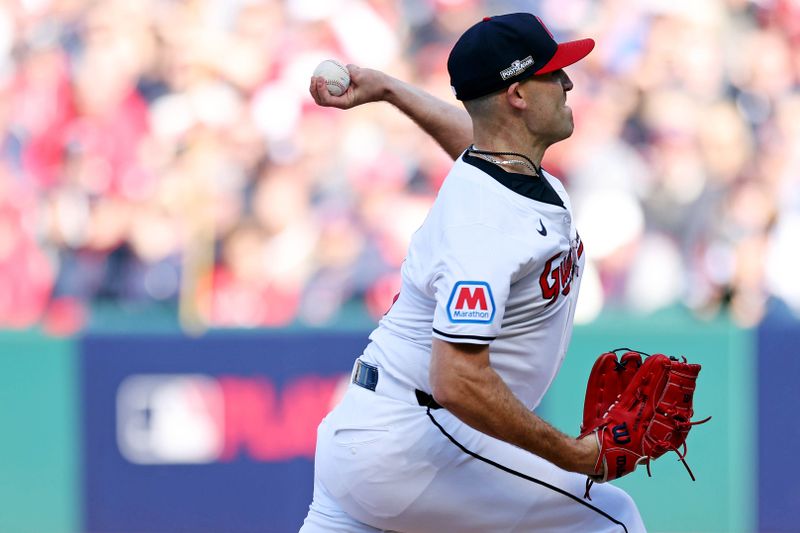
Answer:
[{"xmin": 300, "ymin": 12, "xmax": 707, "ymax": 533}]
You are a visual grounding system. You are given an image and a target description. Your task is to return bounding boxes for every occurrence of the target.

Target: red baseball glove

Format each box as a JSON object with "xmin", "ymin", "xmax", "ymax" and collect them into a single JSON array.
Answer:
[{"xmin": 579, "ymin": 349, "xmax": 710, "ymax": 499}]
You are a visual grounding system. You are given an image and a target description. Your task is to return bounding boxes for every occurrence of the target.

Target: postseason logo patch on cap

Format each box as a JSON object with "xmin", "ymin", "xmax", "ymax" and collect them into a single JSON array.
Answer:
[
  {"xmin": 447, "ymin": 281, "xmax": 495, "ymax": 323},
  {"xmin": 500, "ymin": 55, "xmax": 534, "ymax": 80}
]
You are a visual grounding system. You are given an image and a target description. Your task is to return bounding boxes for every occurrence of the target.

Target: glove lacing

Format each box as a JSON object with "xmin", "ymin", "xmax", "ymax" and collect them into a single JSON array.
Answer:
[
  {"xmin": 645, "ymin": 414, "xmax": 712, "ymax": 480},
  {"xmin": 583, "ymin": 413, "xmax": 711, "ymax": 500}
]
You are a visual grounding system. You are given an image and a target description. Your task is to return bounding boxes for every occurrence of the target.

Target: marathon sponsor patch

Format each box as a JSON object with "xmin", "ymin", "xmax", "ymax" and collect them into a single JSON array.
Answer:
[{"xmin": 447, "ymin": 281, "xmax": 495, "ymax": 323}]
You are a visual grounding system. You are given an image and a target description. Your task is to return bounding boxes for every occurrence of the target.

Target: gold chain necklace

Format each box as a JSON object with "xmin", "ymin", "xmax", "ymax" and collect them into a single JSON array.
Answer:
[{"xmin": 468, "ymin": 146, "xmax": 540, "ymax": 176}]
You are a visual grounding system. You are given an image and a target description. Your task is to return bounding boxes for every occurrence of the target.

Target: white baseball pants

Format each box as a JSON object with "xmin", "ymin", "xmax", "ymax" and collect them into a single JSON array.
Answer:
[{"xmin": 300, "ymin": 381, "xmax": 646, "ymax": 532}]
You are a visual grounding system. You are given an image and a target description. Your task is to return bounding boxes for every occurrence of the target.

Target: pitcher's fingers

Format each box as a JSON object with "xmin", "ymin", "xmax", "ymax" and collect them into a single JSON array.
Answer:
[
  {"xmin": 311, "ymin": 76, "xmax": 336, "ymax": 104},
  {"xmin": 309, "ymin": 76, "xmax": 323, "ymax": 103},
  {"xmin": 316, "ymin": 77, "xmax": 340, "ymax": 105},
  {"xmin": 345, "ymin": 64, "xmax": 360, "ymax": 81},
  {"xmin": 322, "ymin": 78, "xmax": 351, "ymax": 107}
]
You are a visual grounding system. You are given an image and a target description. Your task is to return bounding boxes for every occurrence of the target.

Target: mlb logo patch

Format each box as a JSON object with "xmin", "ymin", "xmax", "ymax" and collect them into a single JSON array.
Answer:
[{"xmin": 447, "ymin": 281, "xmax": 495, "ymax": 323}]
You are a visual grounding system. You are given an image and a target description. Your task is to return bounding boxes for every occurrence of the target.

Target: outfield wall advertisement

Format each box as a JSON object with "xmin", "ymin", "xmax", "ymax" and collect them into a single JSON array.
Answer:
[
  {"xmin": 0, "ymin": 315, "xmax": 792, "ymax": 532},
  {"xmin": 80, "ymin": 333, "xmax": 365, "ymax": 533}
]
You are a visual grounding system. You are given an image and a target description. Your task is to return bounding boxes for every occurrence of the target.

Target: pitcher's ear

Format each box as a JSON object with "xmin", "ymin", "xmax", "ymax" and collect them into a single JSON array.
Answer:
[{"xmin": 505, "ymin": 81, "xmax": 527, "ymax": 110}]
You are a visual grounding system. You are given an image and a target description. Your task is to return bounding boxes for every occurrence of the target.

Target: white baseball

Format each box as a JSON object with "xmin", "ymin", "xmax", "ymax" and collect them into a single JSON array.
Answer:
[{"xmin": 313, "ymin": 59, "xmax": 350, "ymax": 97}]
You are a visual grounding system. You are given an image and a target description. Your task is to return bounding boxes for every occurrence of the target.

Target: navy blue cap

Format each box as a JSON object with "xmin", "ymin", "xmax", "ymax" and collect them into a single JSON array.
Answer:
[{"xmin": 448, "ymin": 13, "xmax": 595, "ymax": 101}]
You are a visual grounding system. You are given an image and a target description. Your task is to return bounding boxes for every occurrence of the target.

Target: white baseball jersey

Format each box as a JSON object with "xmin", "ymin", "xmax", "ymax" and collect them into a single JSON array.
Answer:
[
  {"xmin": 302, "ymin": 150, "xmax": 645, "ymax": 533},
  {"xmin": 362, "ymin": 150, "xmax": 585, "ymax": 410}
]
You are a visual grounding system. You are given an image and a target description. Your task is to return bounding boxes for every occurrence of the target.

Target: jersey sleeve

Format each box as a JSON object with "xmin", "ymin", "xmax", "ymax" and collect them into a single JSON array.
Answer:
[{"xmin": 431, "ymin": 224, "xmax": 521, "ymax": 345}]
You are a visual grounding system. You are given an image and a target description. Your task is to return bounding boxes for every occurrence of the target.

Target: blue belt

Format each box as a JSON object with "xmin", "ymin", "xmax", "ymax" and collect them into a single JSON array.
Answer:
[{"xmin": 352, "ymin": 359, "xmax": 442, "ymax": 410}]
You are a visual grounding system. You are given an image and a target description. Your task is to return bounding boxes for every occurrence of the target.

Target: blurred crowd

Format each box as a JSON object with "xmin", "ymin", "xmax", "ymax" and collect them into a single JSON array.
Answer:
[{"xmin": 0, "ymin": 0, "xmax": 799, "ymax": 333}]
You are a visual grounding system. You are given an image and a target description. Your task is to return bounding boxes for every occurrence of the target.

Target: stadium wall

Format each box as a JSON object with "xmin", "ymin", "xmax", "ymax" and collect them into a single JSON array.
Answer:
[{"xmin": 0, "ymin": 314, "xmax": 787, "ymax": 532}]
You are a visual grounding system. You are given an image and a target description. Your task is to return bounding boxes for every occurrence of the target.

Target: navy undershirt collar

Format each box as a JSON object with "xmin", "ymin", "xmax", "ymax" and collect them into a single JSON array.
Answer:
[{"xmin": 462, "ymin": 151, "xmax": 565, "ymax": 208}]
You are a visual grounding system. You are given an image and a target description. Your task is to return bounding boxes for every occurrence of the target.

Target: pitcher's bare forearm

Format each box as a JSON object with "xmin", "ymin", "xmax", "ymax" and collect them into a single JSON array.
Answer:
[
  {"xmin": 311, "ymin": 65, "xmax": 473, "ymax": 160},
  {"xmin": 430, "ymin": 338, "xmax": 598, "ymax": 475},
  {"xmin": 381, "ymin": 75, "xmax": 473, "ymax": 159}
]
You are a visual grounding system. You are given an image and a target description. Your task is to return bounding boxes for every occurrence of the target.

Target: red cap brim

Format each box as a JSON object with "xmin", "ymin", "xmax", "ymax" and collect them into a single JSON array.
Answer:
[{"xmin": 537, "ymin": 38, "xmax": 595, "ymax": 74}]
